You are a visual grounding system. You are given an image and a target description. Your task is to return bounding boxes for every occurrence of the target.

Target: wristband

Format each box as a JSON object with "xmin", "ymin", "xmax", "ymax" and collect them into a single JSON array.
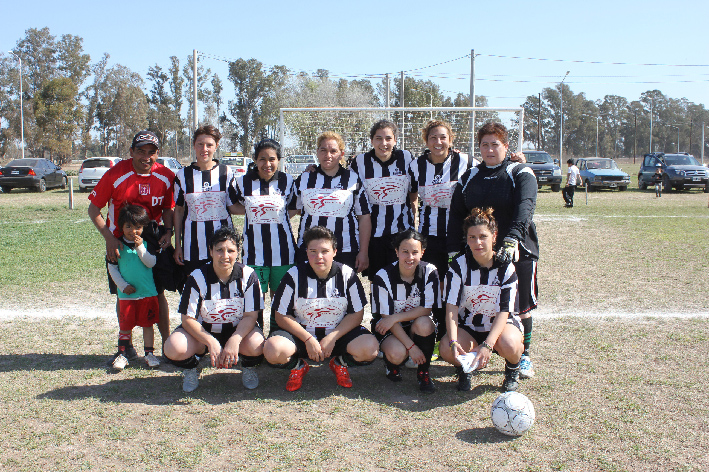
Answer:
[
  {"xmin": 304, "ymin": 335, "xmax": 313, "ymax": 343},
  {"xmin": 406, "ymin": 343, "xmax": 415, "ymax": 352},
  {"xmin": 449, "ymin": 339, "xmax": 458, "ymax": 348},
  {"xmin": 480, "ymin": 341, "xmax": 493, "ymax": 351}
]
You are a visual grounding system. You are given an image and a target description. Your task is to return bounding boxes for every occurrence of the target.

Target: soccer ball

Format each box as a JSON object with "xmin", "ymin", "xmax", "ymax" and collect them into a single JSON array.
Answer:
[{"xmin": 490, "ymin": 391, "xmax": 535, "ymax": 436}]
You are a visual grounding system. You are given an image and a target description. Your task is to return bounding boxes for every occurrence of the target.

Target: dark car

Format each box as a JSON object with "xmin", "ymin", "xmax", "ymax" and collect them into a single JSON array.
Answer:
[
  {"xmin": 0, "ymin": 158, "xmax": 68, "ymax": 193},
  {"xmin": 522, "ymin": 150, "xmax": 562, "ymax": 192},
  {"xmin": 637, "ymin": 152, "xmax": 708, "ymax": 193}
]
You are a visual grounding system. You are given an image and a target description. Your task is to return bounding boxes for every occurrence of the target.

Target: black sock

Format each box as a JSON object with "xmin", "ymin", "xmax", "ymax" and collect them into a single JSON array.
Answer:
[
  {"xmin": 384, "ymin": 358, "xmax": 399, "ymax": 372},
  {"xmin": 267, "ymin": 356, "xmax": 299, "ymax": 370},
  {"xmin": 505, "ymin": 359, "xmax": 520, "ymax": 373},
  {"xmin": 241, "ymin": 354, "xmax": 263, "ymax": 368},
  {"xmin": 144, "ymin": 347, "xmax": 154, "ymax": 356},
  {"xmin": 117, "ymin": 338, "xmax": 130, "ymax": 353},
  {"xmin": 341, "ymin": 353, "xmax": 373, "ymax": 367},
  {"xmin": 166, "ymin": 354, "xmax": 200, "ymax": 369},
  {"xmin": 520, "ymin": 317, "xmax": 533, "ymax": 356},
  {"xmin": 414, "ymin": 333, "xmax": 436, "ymax": 373}
]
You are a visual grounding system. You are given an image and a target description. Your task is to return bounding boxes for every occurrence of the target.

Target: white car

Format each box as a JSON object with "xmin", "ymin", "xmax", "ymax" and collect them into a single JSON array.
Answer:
[
  {"xmin": 78, "ymin": 157, "xmax": 121, "ymax": 192},
  {"xmin": 220, "ymin": 156, "xmax": 251, "ymax": 177},
  {"xmin": 283, "ymin": 155, "xmax": 317, "ymax": 177},
  {"xmin": 156, "ymin": 157, "xmax": 182, "ymax": 173}
]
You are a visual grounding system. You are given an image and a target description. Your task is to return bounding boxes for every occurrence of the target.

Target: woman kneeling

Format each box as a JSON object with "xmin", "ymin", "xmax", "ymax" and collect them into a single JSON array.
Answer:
[
  {"xmin": 440, "ymin": 208, "xmax": 524, "ymax": 392},
  {"xmin": 164, "ymin": 227, "xmax": 265, "ymax": 392},
  {"xmin": 264, "ymin": 226, "xmax": 378, "ymax": 391}
]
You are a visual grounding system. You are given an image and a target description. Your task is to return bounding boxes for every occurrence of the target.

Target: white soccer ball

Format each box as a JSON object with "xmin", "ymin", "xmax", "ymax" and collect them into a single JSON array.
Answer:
[{"xmin": 490, "ymin": 391, "xmax": 535, "ymax": 436}]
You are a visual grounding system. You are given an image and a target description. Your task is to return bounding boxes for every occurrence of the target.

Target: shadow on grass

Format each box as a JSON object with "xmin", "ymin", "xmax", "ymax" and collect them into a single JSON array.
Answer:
[
  {"xmin": 455, "ymin": 427, "xmax": 517, "ymax": 444},
  {"xmin": 32, "ymin": 358, "xmax": 509, "ymax": 412},
  {"xmin": 0, "ymin": 353, "xmax": 113, "ymax": 372}
]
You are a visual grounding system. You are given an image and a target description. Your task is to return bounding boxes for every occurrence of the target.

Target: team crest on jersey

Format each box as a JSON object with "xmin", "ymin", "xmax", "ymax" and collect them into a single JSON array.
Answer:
[
  {"xmin": 431, "ymin": 174, "xmax": 444, "ymax": 185},
  {"xmin": 202, "ymin": 182, "xmax": 212, "ymax": 192},
  {"xmin": 391, "ymin": 168, "xmax": 404, "ymax": 176},
  {"xmin": 410, "ymin": 286, "xmax": 420, "ymax": 299},
  {"xmin": 139, "ymin": 183, "xmax": 150, "ymax": 195},
  {"xmin": 330, "ymin": 288, "xmax": 341, "ymax": 298}
]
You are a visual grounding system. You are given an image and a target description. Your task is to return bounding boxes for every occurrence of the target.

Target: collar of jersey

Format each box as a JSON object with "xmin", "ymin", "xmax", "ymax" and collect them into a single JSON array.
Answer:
[
  {"xmin": 366, "ymin": 148, "xmax": 399, "ymax": 167},
  {"xmin": 248, "ymin": 168, "xmax": 280, "ymax": 183},
  {"xmin": 422, "ymin": 148, "xmax": 454, "ymax": 166},
  {"xmin": 316, "ymin": 164, "xmax": 344, "ymax": 178},
  {"xmin": 304, "ymin": 260, "xmax": 339, "ymax": 281}
]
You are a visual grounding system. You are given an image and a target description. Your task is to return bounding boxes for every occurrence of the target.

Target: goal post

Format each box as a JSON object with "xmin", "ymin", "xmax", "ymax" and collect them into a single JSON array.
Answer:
[{"xmin": 278, "ymin": 107, "xmax": 524, "ymax": 159}]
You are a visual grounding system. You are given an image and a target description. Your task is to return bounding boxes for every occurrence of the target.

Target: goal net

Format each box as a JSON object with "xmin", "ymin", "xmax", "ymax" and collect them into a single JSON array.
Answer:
[{"xmin": 278, "ymin": 107, "xmax": 524, "ymax": 160}]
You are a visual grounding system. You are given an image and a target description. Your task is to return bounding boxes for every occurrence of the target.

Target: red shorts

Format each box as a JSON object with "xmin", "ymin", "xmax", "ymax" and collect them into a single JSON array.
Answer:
[{"xmin": 118, "ymin": 296, "xmax": 159, "ymax": 331}]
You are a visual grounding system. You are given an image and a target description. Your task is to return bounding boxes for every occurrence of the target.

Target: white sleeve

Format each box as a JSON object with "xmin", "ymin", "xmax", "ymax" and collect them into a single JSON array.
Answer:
[
  {"xmin": 107, "ymin": 263, "xmax": 130, "ymax": 292},
  {"xmin": 135, "ymin": 243, "xmax": 157, "ymax": 268}
]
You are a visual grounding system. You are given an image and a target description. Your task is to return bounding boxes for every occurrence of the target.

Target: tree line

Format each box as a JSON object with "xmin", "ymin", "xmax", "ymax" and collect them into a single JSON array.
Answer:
[{"xmin": 2, "ymin": 27, "xmax": 708, "ymax": 164}]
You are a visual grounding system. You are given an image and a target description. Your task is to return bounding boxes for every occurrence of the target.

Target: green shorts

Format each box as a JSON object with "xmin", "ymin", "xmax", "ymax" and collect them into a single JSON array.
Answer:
[{"xmin": 248, "ymin": 264, "xmax": 294, "ymax": 295}]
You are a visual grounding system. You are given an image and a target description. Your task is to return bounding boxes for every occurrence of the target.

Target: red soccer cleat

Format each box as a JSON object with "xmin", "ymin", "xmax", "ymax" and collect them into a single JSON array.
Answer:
[
  {"xmin": 286, "ymin": 359, "xmax": 309, "ymax": 392},
  {"xmin": 329, "ymin": 357, "xmax": 353, "ymax": 388}
]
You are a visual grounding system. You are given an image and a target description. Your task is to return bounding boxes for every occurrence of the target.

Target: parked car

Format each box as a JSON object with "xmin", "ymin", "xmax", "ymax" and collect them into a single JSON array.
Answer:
[
  {"xmin": 220, "ymin": 154, "xmax": 251, "ymax": 176},
  {"xmin": 576, "ymin": 158, "xmax": 630, "ymax": 191},
  {"xmin": 78, "ymin": 157, "xmax": 122, "ymax": 192},
  {"xmin": 637, "ymin": 152, "xmax": 708, "ymax": 193},
  {"xmin": 522, "ymin": 150, "xmax": 562, "ymax": 192},
  {"xmin": 283, "ymin": 155, "xmax": 317, "ymax": 177},
  {"xmin": 0, "ymin": 158, "xmax": 67, "ymax": 193},
  {"xmin": 156, "ymin": 157, "xmax": 182, "ymax": 174}
]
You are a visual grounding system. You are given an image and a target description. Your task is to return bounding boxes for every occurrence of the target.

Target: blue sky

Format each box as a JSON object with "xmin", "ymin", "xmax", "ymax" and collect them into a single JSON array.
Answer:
[{"xmin": 3, "ymin": 0, "xmax": 709, "ymax": 112}]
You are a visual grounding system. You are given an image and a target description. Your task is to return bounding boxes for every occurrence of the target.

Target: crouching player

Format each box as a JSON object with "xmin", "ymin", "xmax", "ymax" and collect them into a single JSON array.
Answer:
[
  {"xmin": 108, "ymin": 204, "xmax": 161, "ymax": 370},
  {"xmin": 264, "ymin": 226, "xmax": 378, "ymax": 391},
  {"xmin": 439, "ymin": 208, "xmax": 524, "ymax": 392},
  {"xmin": 370, "ymin": 229, "xmax": 439, "ymax": 393},
  {"xmin": 163, "ymin": 227, "xmax": 265, "ymax": 392}
]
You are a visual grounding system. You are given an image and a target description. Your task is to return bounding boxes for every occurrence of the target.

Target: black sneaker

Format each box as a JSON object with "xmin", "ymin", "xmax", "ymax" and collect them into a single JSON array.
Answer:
[
  {"xmin": 456, "ymin": 366, "xmax": 472, "ymax": 391},
  {"xmin": 386, "ymin": 366, "xmax": 402, "ymax": 382},
  {"xmin": 502, "ymin": 368, "xmax": 520, "ymax": 392},
  {"xmin": 417, "ymin": 371, "xmax": 436, "ymax": 393},
  {"xmin": 125, "ymin": 345, "xmax": 139, "ymax": 360}
]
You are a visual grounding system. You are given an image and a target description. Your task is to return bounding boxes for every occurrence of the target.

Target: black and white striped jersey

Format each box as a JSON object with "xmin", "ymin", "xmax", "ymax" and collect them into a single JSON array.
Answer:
[
  {"xmin": 178, "ymin": 262, "xmax": 264, "ymax": 334},
  {"xmin": 233, "ymin": 169, "xmax": 297, "ymax": 266},
  {"xmin": 370, "ymin": 261, "xmax": 440, "ymax": 324},
  {"xmin": 293, "ymin": 166, "xmax": 370, "ymax": 253},
  {"xmin": 409, "ymin": 150, "xmax": 471, "ymax": 237},
  {"xmin": 444, "ymin": 250, "xmax": 519, "ymax": 332},
  {"xmin": 271, "ymin": 262, "xmax": 368, "ymax": 336},
  {"xmin": 349, "ymin": 149, "xmax": 413, "ymax": 238},
  {"xmin": 174, "ymin": 163, "xmax": 236, "ymax": 262}
]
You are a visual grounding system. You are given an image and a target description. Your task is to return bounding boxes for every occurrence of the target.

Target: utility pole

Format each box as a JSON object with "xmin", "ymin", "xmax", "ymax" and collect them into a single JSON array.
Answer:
[
  {"xmin": 559, "ymin": 71, "xmax": 570, "ymax": 164},
  {"xmin": 649, "ymin": 97, "xmax": 653, "ymax": 153},
  {"xmin": 634, "ymin": 111, "xmax": 637, "ymax": 163},
  {"xmin": 193, "ymin": 49, "xmax": 198, "ymax": 132},
  {"xmin": 469, "ymin": 49, "xmax": 476, "ymax": 154},
  {"xmin": 385, "ymin": 73, "xmax": 390, "ymax": 120},
  {"xmin": 400, "ymin": 71, "xmax": 405, "ymax": 149},
  {"xmin": 8, "ymin": 51, "xmax": 24, "ymax": 159},
  {"xmin": 538, "ymin": 93, "xmax": 542, "ymax": 151}
]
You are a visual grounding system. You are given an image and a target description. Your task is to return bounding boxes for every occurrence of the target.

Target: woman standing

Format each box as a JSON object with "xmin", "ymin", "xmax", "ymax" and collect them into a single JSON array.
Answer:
[
  {"xmin": 173, "ymin": 125, "xmax": 237, "ymax": 277},
  {"xmin": 447, "ymin": 122, "xmax": 538, "ymax": 380},
  {"xmin": 232, "ymin": 138, "xmax": 298, "ymax": 332},
  {"xmin": 349, "ymin": 120, "xmax": 414, "ymax": 280},
  {"xmin": 293, "ymin": 131, "xmax": 371, "ymax": 272}
]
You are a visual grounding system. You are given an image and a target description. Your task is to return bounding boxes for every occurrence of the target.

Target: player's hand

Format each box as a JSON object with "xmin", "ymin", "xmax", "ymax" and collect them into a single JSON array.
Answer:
[
  {"xmin": 207, "ymin": 337, "xmax": 222, "ymax": 367},
  {"xmin": 132, "ymin": 234, "xmax": 143, "ymax": 246},
  {"xmin": 174, "ymin": 246, "xmax": 185, "ymax": 266},
  {"xmin": 450, "ymin": 341, "xmax": 466, "ymax": 358},
  {"xmin": 473, "ymin": 344, "xmax": 492, "ymax": 368},
  {"xmin": 496, "ymin": 237, "xmax": 519, "ymax": 264},
  {"xmin": 320, "ymin": 333, "xmax": 337, "ymax": 358},
  {"xmin": 305, "ymin": 335, "xmax": 324, "ymax": 362},
  {"xmin": 218, "ymin": 337, "xmax": 240, "ymax": 369},
  {"xmin": 510, "ymin": 151, "xmax": 526, "ymax": 163},
  {"xmin": 305, "ymin": 164, "xmax": 317, "ymax": 173},
  {"xmin": 355, "ymin": 251, "xmax": 369, "ymax": 273},
  {"xmin": 158, "ymin": 233, "xmax": 172, "ymax": 251},
  {"xmin": 123, "ymin": 285, "xmax": 136, "ymax": 295},
  {"xmin": 408, "ymin": 345, "xmax": 425, "ymax": 365},
  {"xmin": 375, "ymin": 316, "xmax": 396, "ymax": 335},
  {"xmin": 105, "ymin": 233, "xmax": 123, "ymax": 263}
]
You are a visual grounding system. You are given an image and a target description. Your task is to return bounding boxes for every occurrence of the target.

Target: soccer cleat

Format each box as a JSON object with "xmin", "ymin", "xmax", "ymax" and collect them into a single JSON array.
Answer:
[
  {"xmin": 417, "ymin": 371, "xmax": 436, "ymax": 393},
  {"xmin": 182, "ymin": 368, "xmax": 200, "ymax": 393},
  {"xmin": 112, "ymin": 353, "xmax": 129, "ymax": 371},
  {"xmin": 405, "ymin": 357, "xmax": 416, "ymax": 368},
  {"xmin": 241, "ymin": 367, "xmax": 259, "ymax": 390},
  {"xmin": 124, "ymin": 345, "xmax": 139, "ymax": 360},
  {"xmin": 456, "ymin": 366, "xmax": 472, "ymax": 391},
  {"xmin": 502, "ymin": 368, "xmax": 520, "ymax": 392},
  {"xmin": 145, "ymin": 352, "xmax": 161, "ymax": 368},
  {"xmin": 519, "ymin": 355, "xmax": 535, "ymax": 379},
  {"xmin": 286, "ymin": 360, "xmax": 310, "ymax": 392},
  {"xmin": 385, "ymin": 366, "xmax": 402, "ymax": 382},
  {"xmin": 329, "ymin": 357, "xmax": 353, "ymax": 388},
  {"xmin": 377, "ymin": 350, "xmax": 384, "ymax": 359}
]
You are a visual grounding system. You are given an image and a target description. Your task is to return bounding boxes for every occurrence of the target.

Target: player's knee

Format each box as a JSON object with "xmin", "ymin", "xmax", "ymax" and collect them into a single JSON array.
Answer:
[{"xmin": 411, "ymin": 316, "xmax": 435, "ymax": 336}]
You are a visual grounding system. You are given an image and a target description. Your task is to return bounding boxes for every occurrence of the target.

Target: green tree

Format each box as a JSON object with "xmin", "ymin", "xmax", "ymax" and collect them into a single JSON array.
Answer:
[{"xmin": 34, "ymin": 77, "xmax": 82, "ymax": 162}]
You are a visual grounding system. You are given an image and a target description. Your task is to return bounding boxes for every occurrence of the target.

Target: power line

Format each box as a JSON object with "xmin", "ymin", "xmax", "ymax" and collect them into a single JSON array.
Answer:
[{"xmin": 481, "ymin": 54, "xmax": 709, "ymax": 68}]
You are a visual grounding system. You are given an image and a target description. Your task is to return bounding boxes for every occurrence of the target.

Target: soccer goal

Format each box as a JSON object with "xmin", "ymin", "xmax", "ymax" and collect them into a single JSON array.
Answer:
[{"xmin": 278, "ymin": 107, "xmax": 524, "ymax": 159}]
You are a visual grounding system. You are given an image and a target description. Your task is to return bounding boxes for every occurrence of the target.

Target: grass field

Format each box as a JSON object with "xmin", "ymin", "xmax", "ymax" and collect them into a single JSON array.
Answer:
[{"xmin": 1, "ymin": 166, "xmax": 708, "ymax": 471}]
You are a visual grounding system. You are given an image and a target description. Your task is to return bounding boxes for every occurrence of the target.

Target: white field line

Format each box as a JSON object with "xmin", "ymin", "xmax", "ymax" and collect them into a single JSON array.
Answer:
[{"xmin": 536, "ymin": 214, "xmax": 709, "ymax": 222}]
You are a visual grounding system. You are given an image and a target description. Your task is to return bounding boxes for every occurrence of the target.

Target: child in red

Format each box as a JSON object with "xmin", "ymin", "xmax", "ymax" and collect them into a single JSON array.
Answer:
[{"xmin": 107, "ymin": 204, "xmax": 160, "ymax": 370}]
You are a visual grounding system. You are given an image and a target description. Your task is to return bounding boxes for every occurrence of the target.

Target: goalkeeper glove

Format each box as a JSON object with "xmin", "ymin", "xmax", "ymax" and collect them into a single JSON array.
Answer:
[{"xmin": 496, "ymin": 237, "xmax": 519, "ymax": 264}]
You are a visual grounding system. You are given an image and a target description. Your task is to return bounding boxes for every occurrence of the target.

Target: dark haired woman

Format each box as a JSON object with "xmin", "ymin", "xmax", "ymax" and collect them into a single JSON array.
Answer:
[
  {"xmin": 440, "ymin": 208, "xmax": 523, "ymax": 392},
  {"xmin": 232, "ymin": 138, "xmax": 298, "ymax": 333},
  {"xmin": 370, "ymin": 229, "xmax": 440, "ymax": 392},
  {"xmin": 173, "ymin": 125, "xmax": 237, "ymax": 277},
  {"xmin": 447, "ymin": 122, "xmax": 538, "ymax": 382},
  {"xmin": 163, "ymin": 227, "xmax": 265, "ymax": 392}
]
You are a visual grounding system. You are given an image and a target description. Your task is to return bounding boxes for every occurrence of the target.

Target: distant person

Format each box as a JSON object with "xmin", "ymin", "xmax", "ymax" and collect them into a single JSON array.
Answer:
[
  {"xmin": 163, "ymin": 227, "xmax": 265, "ymax": 392},
  {"xmin": 173, "ymin": 125, "xmax": 237, "ymax": 277},
  {"xmin": 447, "ymin": 122, "xmax": 538, "ymax": 382},
  {"xmin": 263, "ymin": 226, "xmax": 378, "ymax": 391},
  {"xmin": 563, "ymin": 158, "xmax": 582, "ymax": 208},
  {"xmin": 349, "ymin": 120, "xmax": 415, "ymax": 281},
  {"xmin": 440, "ymin": 208, "xmax": 524, "ymax": 392},
  {"xmin": 88, "ymin": 130, "xmax": 175, "ymax": 354},
  {"xmin": 370, "ymin": 229, "xmax": 439, "ymax": 393},
  {"xmin": 652, "ymin": 163, "xmax": 663, "ymax": 197},
  {"xmin": 107, "ymin": 205, "xmax": 161, "ymax": 370}
]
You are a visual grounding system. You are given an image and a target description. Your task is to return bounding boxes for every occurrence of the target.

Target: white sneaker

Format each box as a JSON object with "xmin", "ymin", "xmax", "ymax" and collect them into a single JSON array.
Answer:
[
  {"xmin": 182, "ymin": 368, "xmax": 200, "ymax": 392},
  {"xmin": 112, "ymin": 353, "xmax": 128, "ymax": 371},
  {"xmin": 145, "ymin": 352, "xmax": 161, "ymax": 368},
  {"xmin": 377, "ymin": 350, "xmax": 384, "ymax": 359},
  {"xmin": 241, "ymin": 367, "xmax": 259, "ymax": 390},
  {"xmin": 519, "ymin": 355, "xmax": 535, "ymax": 379},
  {"xmin": 405, "ymin": 357, "xmax": 416, "ymax": 369}
]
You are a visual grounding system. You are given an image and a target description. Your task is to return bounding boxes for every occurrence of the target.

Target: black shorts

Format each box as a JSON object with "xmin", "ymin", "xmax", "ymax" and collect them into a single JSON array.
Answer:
[
  {"xmin": 270, "ymin": 325, "xmax": 372, "ymax": 359},
  {"xmin": 421, "ymin": 234, "xmax": 449, "ymax": 279},
  {"xmin": 458, "ymin": 317, "xmax": 522, "ymax": 354},
  {"xmin": 174, "ymin": 321, "xmax": 263, "ymax": 350},
  {"xmin": 365, "ymin": 233, "xmax": 398, "ymax": 281},
  {"xmin": 370, "ymin": 318, "xmax": 414, "ymax": 344},
  {"xmin": 514, "ymin": 259, "xmax": 538, "ymax": 314}
]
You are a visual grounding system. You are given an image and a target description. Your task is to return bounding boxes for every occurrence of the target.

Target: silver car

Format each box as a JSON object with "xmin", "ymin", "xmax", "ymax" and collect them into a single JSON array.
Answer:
[{"xmin": 78, "ymin": 157, "xmax": 122, "ymax": 192}]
